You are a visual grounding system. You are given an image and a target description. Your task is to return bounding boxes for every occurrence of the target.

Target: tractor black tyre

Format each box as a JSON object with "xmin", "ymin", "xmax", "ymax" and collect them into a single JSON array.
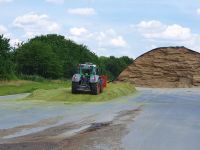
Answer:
[
  {"xmin": 72, "ymin": 82, "xmax": 79, "ymax": 94},
  {"xmin": 91, "ymin": 82, "xmax": 100, "ymax": 95}
]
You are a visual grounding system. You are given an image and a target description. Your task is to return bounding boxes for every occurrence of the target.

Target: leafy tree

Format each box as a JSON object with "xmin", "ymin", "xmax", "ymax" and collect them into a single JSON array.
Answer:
[
  {"xmin": 14, "ymin": 34, "xmax": 133, "ymax": 80},
  {"xmin": 99, "ymin": 56, "xmax": 133, "ymax": 80},
  {"xmin": 15, "ymin": 41, "xmax": 62, "ymax": 79},
  {"xmin": 26, "ymin": 34, "xmax": 99, "ymax": 78},
  {"xmin": 0, "ymin": 35, "xmax": 14, "ymax": 80}
]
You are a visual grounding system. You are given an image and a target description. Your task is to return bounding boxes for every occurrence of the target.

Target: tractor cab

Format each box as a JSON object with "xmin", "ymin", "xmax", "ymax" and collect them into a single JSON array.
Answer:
[{"xmin": 78, "ymin": 63, "xmax": 97, "ymax": 77}]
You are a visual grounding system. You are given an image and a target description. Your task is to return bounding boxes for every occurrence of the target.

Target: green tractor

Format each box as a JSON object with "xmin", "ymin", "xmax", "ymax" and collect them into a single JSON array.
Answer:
[{"xmin": 71, "ymin": 63, "xmax": 107, "ymax": 95}]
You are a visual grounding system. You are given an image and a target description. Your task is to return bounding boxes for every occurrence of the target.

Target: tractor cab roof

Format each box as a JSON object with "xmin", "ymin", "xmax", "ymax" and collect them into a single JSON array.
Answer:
[{"xmin": 79, "ymin": 63, "xmax": 97, "ymax": 69}]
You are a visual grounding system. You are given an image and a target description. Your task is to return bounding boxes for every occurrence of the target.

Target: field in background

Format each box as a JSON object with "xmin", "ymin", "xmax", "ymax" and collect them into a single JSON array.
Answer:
[{"xmin": 0, "ymin": 80, "xmax": 70, "ymax": 96}]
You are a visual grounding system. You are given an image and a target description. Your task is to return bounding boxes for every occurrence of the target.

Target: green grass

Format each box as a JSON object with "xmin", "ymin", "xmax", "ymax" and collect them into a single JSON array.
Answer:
[
  {"xmin": 0, "ymin": 80, "xmax": 70, "ymax": 96},
  {"xmin": 0, "ymin": 80, "xmax": 136, "ymax": 103},
  {"xmin": 24, "ymin": 82, "xmax": 136, "ymax": 103}
]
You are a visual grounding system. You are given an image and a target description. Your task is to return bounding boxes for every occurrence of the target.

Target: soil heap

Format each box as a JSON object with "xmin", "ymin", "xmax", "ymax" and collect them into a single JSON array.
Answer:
[{"xmin": 117, "ymin": 47, "xmax": 200, "ymax": 88}]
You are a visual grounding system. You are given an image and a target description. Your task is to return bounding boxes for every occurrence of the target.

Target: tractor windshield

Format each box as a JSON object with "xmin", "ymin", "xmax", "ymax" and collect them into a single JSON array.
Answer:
[
  {"xmin": 77, "ymin": 64, "xmax": 96, "ymax": 76},
  {"xmin": 82, "ymin": 69, "xmax": 92, "ymax": 76}
]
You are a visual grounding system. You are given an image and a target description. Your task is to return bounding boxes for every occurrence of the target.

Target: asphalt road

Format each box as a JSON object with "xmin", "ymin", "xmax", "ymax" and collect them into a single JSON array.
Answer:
[
  {"xmin": 123, "ymin": 88, "xmax": 200, "ymax": 150},
  {"xmin": 0, "ymin": 88, "xmax": 200, "ymax": 150}
]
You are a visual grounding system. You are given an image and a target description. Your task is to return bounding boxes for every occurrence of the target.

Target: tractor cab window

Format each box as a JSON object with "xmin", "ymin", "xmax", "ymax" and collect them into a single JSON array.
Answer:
[
  {"xmin": 78, "ymin": 65, "xmax": 96, "ymax": 75},
  {"xmin": 82, "ymin": 69, "xmax": 92, "ymax": 76}
]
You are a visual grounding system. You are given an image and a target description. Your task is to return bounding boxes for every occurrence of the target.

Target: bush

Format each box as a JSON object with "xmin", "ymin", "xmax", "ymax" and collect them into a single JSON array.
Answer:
[{"xmin": 18, "ymin": 74, "xmax": 46, "ymax": 82}]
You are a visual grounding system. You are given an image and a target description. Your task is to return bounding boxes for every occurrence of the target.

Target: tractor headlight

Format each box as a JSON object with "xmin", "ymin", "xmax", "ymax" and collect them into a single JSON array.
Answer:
[
  {"xmin": 91, "ymin": 76, "xmax": 96, "ymax": 82},
  {"xmin": 72, "ymin": 75, "xmax": 77, "ymax": 80}
]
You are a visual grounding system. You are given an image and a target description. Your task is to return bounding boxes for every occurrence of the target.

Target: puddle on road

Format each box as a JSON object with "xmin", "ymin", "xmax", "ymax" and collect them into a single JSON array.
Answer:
[
  {"xmin": 59, "ymin": 125, "xmax": 91, "ymax": 138},
  {"xmin": 0, "ymin": 116, "xmax": 62, "ymax": 139},
  {"xmin": 0, "ymin": 91, "xmax": 143, "ymax": 148},
  {"xmin": 0, "ymin": 93, "xmax": 30, "ymax": 101},
  {"xmin": 3, "ymin": 127, "xmax": 49, "ymax": 139}
]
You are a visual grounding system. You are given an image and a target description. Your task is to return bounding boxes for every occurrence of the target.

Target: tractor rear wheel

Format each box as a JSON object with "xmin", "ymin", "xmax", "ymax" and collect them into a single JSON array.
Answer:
[
  {"xmin": 91, "ymin": 82, "xmax": 101, "ymax": 95},
  {"xmin": 72, "ymin": 82, "xmax": 79, "ymax": 94}
]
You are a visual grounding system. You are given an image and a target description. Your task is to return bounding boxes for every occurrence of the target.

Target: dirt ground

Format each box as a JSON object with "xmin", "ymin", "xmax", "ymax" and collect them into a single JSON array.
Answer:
[{"xmin": 0, "ymin": 108, "xmax": 142, "ymax": 150}]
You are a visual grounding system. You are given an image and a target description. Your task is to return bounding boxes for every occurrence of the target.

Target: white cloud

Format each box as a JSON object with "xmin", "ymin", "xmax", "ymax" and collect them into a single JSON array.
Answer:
[
  {"xmin": 67, "ymin": 8, "xmax": 96, "ymax": 16},
  {"xmin": 0, "ymin": 0, "xmax": 12, "ymax": 4},
  {"xmin": 10, "ymin": 38, "xmax": 21, "ymax": 47},
  {"xmin": 13, "ymin": 12, "xmax": 60, "ymax": 38},
  {"xmin": 69, "ymin": 27, "xmax": 88, "ymax": 36},
  {"xmin": 45, "ymin": 0, "xmax": 64, "ymax": 4},
  {"xmin": 134, "ymin": 20, "xmax": 200, "ymax": 51},
  {"xmin": 136, "ymin": 20, "xmax": 165, "ymax": 30},
  {"xmin": 110, "ymin": 36, "xmax": 127, "ymax": 47},
  {"xmin": 0, "ymin": 25, "xmax": 7, "ymax": 34},
  {"xmin": 196, "ymin": 8, "xmax": 200, "ymax": 15},
  {"xmin": 95, "ymin": 29, "xmax": 120, "ymax": 46},
  {"xmin": 0, "ymin": 25, "xmax": 21, "ymax": 47},
  {"xmin": 67, "ymin": 27, "xmax": 129, "ymax": 56},
  {"xmin": 161, "ymin": 24, "xmax": 191, "ymax": 40},
  {"xmin": 93, "ymin": 29, "xmax": 128, "ymax": 48},
  {"xmin": 136, "ymin": 20, "xmax": 192, "ymax": 41}
]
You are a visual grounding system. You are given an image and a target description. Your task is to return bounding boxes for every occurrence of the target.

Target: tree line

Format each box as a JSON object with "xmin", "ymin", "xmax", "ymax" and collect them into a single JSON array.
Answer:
[{"xmin": 0, "ymin": 34, "xmax": 133, "ymax": 80}]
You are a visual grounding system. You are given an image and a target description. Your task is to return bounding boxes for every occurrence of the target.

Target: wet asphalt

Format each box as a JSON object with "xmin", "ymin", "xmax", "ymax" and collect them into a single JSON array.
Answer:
[
  {"xmin": 0, "ymin": 88, "xmax": 200, "ymax": 150},
  {"xmin": 123, "ymin": 88, "xmax": 200, "ymax": 150}
]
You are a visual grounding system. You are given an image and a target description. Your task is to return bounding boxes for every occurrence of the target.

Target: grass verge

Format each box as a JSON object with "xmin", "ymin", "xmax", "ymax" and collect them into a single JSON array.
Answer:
[
  {"xmin": 24, "ymin": 82, "xmax": 136, "ymax": 103},
  {"xmin": 0, "ymin": 80, "xmax": 70, "ymax": 96}
]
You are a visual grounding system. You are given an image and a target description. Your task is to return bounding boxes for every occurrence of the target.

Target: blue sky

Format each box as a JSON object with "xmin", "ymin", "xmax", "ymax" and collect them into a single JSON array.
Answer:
[{"xmin": 1, "ymin": 0, "xmax": 200, "ymax": 58}]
